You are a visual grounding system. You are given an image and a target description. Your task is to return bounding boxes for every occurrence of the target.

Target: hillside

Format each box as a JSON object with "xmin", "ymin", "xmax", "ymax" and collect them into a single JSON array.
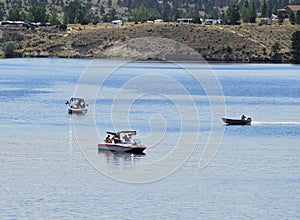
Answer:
[{"xmin": 0, "ymin": 22, "xmax": 299, "ymax": 63}]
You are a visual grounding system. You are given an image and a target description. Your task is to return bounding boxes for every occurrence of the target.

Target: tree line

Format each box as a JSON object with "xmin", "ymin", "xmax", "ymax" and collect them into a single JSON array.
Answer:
[{"xmin": 1, "ymin": 0, "xmax": 300, "ymax": 24}]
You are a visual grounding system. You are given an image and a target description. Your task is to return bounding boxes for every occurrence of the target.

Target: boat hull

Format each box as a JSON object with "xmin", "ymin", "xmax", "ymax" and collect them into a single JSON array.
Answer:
[
  {"xmin": 222, "ymin": 117, "xmax": 251, "ymax": 125},
  {"xmin": 68, "ymin": 107, "xmax": 87, "ymax": 114},
  {"xmin": 98, "ymin": 143, "xmax": 146, "ymax": 154}
]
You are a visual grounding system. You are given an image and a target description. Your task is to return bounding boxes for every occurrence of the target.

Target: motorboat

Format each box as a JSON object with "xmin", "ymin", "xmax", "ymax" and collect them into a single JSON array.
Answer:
[
  {"xmin": 65, "ymin": 97, "xmax": 88, "ymax": 114},
  {"xmin": 222, "ymin": 116, "xmax": 252, "ymax": 125},
  {"xmin": 98, "ymin": 131, "xmax": 147, "ymax": 154}
]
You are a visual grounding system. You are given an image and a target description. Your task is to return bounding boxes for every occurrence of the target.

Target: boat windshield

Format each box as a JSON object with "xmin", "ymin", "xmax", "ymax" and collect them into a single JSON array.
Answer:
[
  {"xmin": 69, "ymin": 98, "xmax": 86, "ymax": 109},
  {"xmin": 107, "ymin": 131, "xmax": 138, "ymax": 144}
]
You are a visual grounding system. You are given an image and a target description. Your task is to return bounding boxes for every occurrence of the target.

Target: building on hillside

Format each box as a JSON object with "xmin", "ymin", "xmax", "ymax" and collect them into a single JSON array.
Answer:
[
  {"xmin": 279, "ymin": 5, "xmax": 300, "ymax": 17},
  {"xmin": 1, "ymin": 21, "xmax": 25, "ymax": 26},
  {"xmin": 177, "ymin": 18, "xmax": 193, "ymax": 24},
  {"xmin": 111, "ymin": 20, "xmax": 122, "ymax": 26},
  {"xmin": 259, "ymin": 18, "xmax": 272, "ymax": 25},
  {"xmin": 204, "ymin": 19, "xmax": 222, "ymax": 25},
  {"xmin": 154, "ymin": 19, "xmax": 163, "ymax": 23}
]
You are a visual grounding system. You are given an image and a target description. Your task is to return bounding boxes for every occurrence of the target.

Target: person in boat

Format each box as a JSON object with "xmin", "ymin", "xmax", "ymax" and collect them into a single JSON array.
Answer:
[
  {"xmin": 105, "ymin": 135, "xmax": 111, "ymax": 143},
  {"xmin": 123, "ymin": 134, "xmax": 130, "ymax": 143},
  {"xmin": 241, "ymin": 115, "xmax": 247, "ymax": 120},
  {"xmin": 112, "ymin": 134, "xmax": 121, "ymax": 143}
]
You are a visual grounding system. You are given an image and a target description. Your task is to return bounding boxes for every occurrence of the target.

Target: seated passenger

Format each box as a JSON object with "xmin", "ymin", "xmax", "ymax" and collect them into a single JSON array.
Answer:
[
  {"xmin": 123, "ymin": 135, "xmax": 130, "ymax": 143},
  {"xmin": 105, "ymin": 135, "xmax": 111, "ymax": 143},
  {"xmin": 113, "ymin": 135, "xmax": 121, "ymax": 143}
]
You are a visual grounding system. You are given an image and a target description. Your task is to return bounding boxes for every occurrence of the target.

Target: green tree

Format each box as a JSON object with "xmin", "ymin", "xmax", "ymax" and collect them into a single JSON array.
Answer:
[
  {"xmin": 49, "ymin": 8, "xmax": 60, "ymax": 25},
  {"xmin": 291, "ymin": 31, "xmax": 300, "ymax": 53},
  {"xmin": 296, "ymin": 10, "xmax": 300, "ymax": 25},
  {"xmin": 227, "ymin": 4, "xmax": 240, "ymax": 24},
  {"xmin": 28, "ymin": 6, "xmax": 47, "ymax": 22},
  {"xmin": 2, "ymin": 41, "xmax": 16, "ymax": 58},
  {"xmin": 148, "ymin": 8, "xmax": 161, "ymax": 21},
  {"xmin": 272, "ymin": 3, "xmax": 278, "ymax": 15},
  {"xmin": 100, "ymin": 3, "xmax": 105, "ymax": 15},
  {"xmin": 289, "ymin": 11, "xmax": 296, "ymax": 25},
  {"xmin": 106, "ymin": 8, "xmax": 117, "ymax": 22},
  {"xmin": 241, "ymin": 0, "xmax": 251, "ymax": 23},
  {"xmin": 63, "ymin": 0, "xmax": 89, "ymax": 24},
  {"xmin": 278, "ymin": 10, "xmax": 285, "ymax": 25},
  {"xmin": 7, "ymin": 8, "xmax": 22, "ymax": 21},
  {"xmin": 261, "ymin": 0, "xmax": 268, "ymax": 18},
  {"xmin": 133, "ymin": 5, "xmax": 148, "ymax": 22},
  {"xmin": 0, "ymin": 2, "xmax": 5, "ymax": 21},
  {"xmin": 249, "ymin": 0, "xmax": 257, "ymax": 23}
]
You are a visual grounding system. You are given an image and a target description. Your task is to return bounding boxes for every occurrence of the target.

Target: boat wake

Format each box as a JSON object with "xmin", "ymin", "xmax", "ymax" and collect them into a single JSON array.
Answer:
[{"xmin": 252, "ymin": 121, "xmax": 300, "ymax": 125}]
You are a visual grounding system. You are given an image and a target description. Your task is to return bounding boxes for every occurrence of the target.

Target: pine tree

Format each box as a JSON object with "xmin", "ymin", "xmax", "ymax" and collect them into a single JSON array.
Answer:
[
  {"xmin": 261, "ymin": 0, "xmax": 268, "ymax": 18},
  {"xmin": 133, "ymin": 5, "xmax": 148, "ymax": 22},
  {"xmin": 63, "ymin": 0, "xmax": 89, "ymax": 24},
  {"xmin": 272, "ymin": 3, "xmax": 278, "ymax": 15},
  {"xmin": 0, "ymin": 2, "xmax": 5, "ymax": 21},
  {"xmin": 49, "ymin": 7, "xmax": 60, "ymax": 25},
  {"xmin": 241, "ymin": 0, "xmax": 251, "ymax": 23},
  {"xmin": 7, "ymin": 8, "xmax": 22, "ymax": 21},
  {"xmin": 292, "ymin": 31, "xmax": 300, "ymax": 53},
  {"xmin": 296, "ymin": 10, "xmax": 300, "ymax": 25},
  {"xmin": 250, "ymin": 0, "xmax": 257, "ymax": 23},
  {"xmin": 227, "ymin": 4, "xmax": 240, "ymax": 24},
  {"xmin": 28, "ymin": 6, "xmax": 47, "ymax": 22},
  {"xmin": 289, "ymin": 11, "xmax": 296, "ymax": 25}
]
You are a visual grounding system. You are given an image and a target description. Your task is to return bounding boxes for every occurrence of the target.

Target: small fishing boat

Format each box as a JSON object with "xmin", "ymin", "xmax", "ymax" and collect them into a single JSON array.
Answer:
[
  {"xmin": 222, "ymin": 116, "xmax": 252, "ymax": 125},
  {"xmin": 65, "ymin": 97, "xmax": 88, "ymax": 114},
  {"xmin": 98, "ymin": 131, "xmax": 147, "ymax": 154}
]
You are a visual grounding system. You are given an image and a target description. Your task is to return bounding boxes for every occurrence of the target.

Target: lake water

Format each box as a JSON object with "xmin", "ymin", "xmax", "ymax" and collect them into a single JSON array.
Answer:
[{"xmin": 0, "ymin": 58, "xmax": 299, "ymax": 219}]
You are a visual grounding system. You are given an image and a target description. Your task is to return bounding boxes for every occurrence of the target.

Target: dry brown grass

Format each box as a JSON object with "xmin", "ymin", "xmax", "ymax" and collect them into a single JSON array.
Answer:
[{"xmin": 0, "ymin": 22, "xmax": 299, "ymax": 62}]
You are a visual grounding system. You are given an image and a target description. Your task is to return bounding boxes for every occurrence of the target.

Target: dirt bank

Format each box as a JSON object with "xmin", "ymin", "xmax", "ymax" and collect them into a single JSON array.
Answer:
[{"xmin": 0, "ymin": 22, "xmax": 298, "ymax": 63}]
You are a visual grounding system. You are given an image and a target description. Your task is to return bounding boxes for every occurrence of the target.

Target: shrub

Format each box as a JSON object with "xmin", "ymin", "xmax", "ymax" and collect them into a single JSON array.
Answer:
[
  {"xmin": 272, "ymin": 42, "xmax": 280, "ymax": 54},
  {"xmin": 226, "ymin": 45, "xmax": 233, "ymax": 53},
  {"xmin": 2, "ymin": 41, "xmax": 16, "ymax": 58},
  {"xmin": 59, "ymin": 24, "xmax": 67, "ymax": 30},
  {"xmin": 291, "ymin": 31, "xmax": 300, "ymax": 53}
]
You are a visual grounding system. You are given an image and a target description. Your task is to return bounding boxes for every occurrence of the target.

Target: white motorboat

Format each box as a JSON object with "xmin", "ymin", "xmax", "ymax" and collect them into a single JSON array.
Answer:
[
  {"xmin": 65, "ymin": 97, "xmax": 88, "ymax": 114},
  {"xmin": 98, "ymin": 131, "xmax": 147, "ymax": 154}
]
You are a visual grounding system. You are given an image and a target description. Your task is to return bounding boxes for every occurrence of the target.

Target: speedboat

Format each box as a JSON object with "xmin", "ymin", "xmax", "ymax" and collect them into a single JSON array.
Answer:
[
  {"xmin": 65, "ymin": 97, "xmax": 88, "ymax": 114},
  {"xmin": 98, "ymin": 131, "xmax": 147, "ymax": 154},
  {"xmin": 222, "ymin": 117, "xmax": 252, "ymax": 125}
]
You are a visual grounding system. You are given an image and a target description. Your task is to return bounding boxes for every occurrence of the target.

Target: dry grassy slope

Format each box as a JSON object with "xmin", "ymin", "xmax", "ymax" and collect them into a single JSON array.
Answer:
[
  {"xmin": 66, "ymin": 23, "xmax": 266, "ymax": 61},
  {"xmin": 1, "ymin": 23, "xmax": 299, "ymax": 62}
]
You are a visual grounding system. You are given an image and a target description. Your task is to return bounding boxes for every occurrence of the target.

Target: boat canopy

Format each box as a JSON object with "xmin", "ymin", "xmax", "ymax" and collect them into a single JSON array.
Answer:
[
  {"xmin": 70, "ymin": 97, "xmax": 85, "ymax": 102},
  {"xmin": 106, "ymin": 131, "xmax": 137, "ymax": 136}
]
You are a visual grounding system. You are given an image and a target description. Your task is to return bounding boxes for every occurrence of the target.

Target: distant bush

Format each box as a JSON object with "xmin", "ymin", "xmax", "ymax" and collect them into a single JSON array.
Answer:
[
  {"xmin": 59, "ymin": 24, "xmax": 67, "ymax": 30},
  {"xmin": 2, "ymin": 41, "xmax": 16, "ymax": 58},
  {"xmin": 226, "ymin": 45, "xmax": 233, "ymax": 53},
  {"xmin": 272, "ymin": 42, "xmax": 280, "ymax": 54},
  {"xmin": 292, "ymin": 31, "xmax": 300, "ymax": 52}
]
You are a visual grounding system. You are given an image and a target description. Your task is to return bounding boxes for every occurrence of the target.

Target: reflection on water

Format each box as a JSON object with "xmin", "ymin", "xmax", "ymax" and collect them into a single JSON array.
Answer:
[{"xmin": 97, "ymin": 149, "xmax": 145, "ymax": 166}]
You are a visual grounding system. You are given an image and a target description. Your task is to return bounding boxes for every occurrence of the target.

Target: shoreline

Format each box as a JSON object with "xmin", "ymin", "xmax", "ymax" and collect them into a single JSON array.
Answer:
[{"xmin": 2, "ymin": 56, "xmax": 299, "ymax": 65}]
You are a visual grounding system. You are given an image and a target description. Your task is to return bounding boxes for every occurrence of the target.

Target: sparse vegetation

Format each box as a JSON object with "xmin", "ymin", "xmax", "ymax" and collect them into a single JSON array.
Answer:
[
  {"xmin": 0, "ymin": 22, "xmax": 298, "ymax": 63},
  {"xmin": 272, "ymin": 42, "xmax": 280, "ymax": 55},
  {"xmin": 2, "ymin": 41, "xmax": 16, "ymax": 58},
  {"xmin": 291, "ymin": 31, "xmax": 300, "ymax": 53}
]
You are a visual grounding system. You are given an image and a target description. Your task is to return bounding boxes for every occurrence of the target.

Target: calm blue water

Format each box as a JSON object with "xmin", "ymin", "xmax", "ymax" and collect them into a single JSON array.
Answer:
[{"xmin": 0, "ymin": 58, "xmax": 299, "ymax": 219}]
